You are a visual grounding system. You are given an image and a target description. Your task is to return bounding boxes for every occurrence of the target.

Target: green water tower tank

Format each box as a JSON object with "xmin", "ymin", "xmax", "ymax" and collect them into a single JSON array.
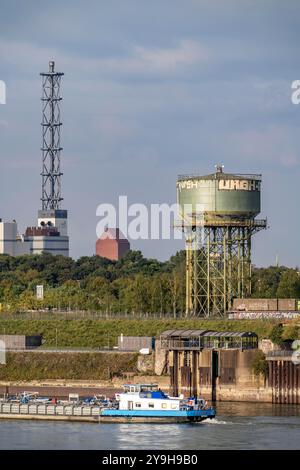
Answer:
[{"xmin": 177, "ymin": 165, "xmax": 262, "ymax": 223}]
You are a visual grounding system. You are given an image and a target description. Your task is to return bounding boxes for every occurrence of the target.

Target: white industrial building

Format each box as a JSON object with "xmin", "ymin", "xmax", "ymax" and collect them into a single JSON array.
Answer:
[
  {"xmin": 0, "ymin": 220, "xmax": 30, "ymax": 256},
  {"xmin": 24, "ymin": 209, "xmax": 69, "ymax": 256},
  {"xmin": 0, "ymin": 215, "xmax": 69, "ymax": 257}
]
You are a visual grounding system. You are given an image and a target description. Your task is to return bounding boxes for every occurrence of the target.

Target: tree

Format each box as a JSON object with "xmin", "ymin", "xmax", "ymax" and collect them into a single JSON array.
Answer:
[
  {"xmin": 4, "ymin": 250, "xmax": 300, "ymax": 317},
  {"xmin": 251, "ymin": 266, "xmax": 285, "ymax": 298},
  {"xmin": 251, "ymin": 350, "xmax": 268, "ymax": 377},
  {"xmin": 276, "ymin": 269, "xmax": 300, "ymax": 298},
  {"xmin": 85, "ymin": 276, "xmax": 114, "ymax": 312},
  {"xmin": 283, "ymin": 325, "xmax": 299, "ymax": 341},
  {"xmin": 269, "ymin": 324, "xmax": 284, "ymax": 346}
]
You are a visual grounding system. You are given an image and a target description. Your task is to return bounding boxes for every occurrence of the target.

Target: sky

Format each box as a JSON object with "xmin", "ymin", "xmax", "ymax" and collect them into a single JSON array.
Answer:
[{"xmin": 0, "ymin": 0, "xmax": 299, "ymax": 266}]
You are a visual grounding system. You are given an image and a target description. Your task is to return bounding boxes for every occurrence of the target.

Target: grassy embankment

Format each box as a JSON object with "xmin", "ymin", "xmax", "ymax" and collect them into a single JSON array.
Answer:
[
  {"xmin": 0, "ymin": 352, "xmax": 138, "ymax": 381},
  {"xmin": 0, "ymin": 318, "xmax": 298, "ymax": 381},
  {"xmin": 0, "ymin": 318, "xmax": 298, "ymax": 348}
]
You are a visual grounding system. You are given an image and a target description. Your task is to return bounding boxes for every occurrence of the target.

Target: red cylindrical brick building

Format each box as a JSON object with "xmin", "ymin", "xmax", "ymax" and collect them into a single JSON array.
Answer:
[{"xmin": 96, "ymin": 228, "xmax": 130, "ymax": 261}]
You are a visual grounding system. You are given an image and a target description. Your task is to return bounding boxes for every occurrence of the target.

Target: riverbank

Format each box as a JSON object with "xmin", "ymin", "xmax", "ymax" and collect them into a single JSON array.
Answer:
[{"xmin": 0, "ymin": 319, "xmax": 298, "ymax": 405}]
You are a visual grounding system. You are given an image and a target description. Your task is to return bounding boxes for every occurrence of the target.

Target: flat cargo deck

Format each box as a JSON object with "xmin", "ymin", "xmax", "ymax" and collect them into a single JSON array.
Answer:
[
  {"xmin": 0, "ymin": 402, "xmax": 215, "ymax": 423},
  {"xmin": 0, "ymin": 402, "xmax": 101, "ymax": 423}
]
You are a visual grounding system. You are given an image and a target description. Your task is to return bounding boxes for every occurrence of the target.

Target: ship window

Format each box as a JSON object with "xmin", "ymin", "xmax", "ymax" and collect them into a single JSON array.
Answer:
[
  {"xmin": 161, "ymin": 403, "xmax": 167, "ymax": 409},
  {"xmin": 135, "ymin": 403, "xmax": 141, "ymax": 408},
  {"xmin": 171, "ymin": 404, "xmax": 177, "ymax": 409},
  {"xmin": 148, "ymin": 403, "xmax": 155, "ymax": 408}
]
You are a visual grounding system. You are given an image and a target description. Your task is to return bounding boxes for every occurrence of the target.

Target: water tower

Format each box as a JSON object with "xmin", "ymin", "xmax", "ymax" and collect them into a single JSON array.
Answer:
[{"xmin": 176, "ymin": 166, "xmax": 267, "ymax": 317}]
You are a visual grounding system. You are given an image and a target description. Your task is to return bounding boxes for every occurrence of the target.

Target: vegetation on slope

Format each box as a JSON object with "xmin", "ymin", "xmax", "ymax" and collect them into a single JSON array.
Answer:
[
  {"xmin": 0, "ymin": 251, "xmax": 299, "ymax": 315},
  {"xmin": 0, "ymin": 319, "xmax": 299, "ymax": 349},
  {"xmin": 0, "ymin": 352, "xmax": 138, "ymax": 381}
]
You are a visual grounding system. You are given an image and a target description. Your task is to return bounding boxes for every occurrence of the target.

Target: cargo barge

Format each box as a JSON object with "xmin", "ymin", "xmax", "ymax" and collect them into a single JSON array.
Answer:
[
  {"xmin": 0, "ymin": 401, "xmax": 102, "ymax": 423},
  {"xmin": 0, "ymin": 384, "xmax": 215, "ymax": 424}
]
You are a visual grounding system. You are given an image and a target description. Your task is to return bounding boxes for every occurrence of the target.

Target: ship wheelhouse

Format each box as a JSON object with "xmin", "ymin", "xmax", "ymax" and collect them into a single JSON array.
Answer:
[{"xmin": 117, "ymin": 384, "xmax": 181, "ymax": 411}]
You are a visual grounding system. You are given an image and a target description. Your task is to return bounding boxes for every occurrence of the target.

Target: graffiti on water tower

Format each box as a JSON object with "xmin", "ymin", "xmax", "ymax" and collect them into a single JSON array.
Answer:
[
  {"xmin": 218, "ymin": 179, "xmax": 261, "ymax": 191},
  {"xmin": 177, "ymin": 178, "xmax": 260, "ymax": 192}
]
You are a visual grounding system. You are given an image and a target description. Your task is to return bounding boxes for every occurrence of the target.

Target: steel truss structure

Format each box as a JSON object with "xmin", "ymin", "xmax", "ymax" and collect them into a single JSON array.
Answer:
[
  {"xmin": 184, "ymin": 220, "xmax": 267, "ymax": 317},
  {"xmin": 40, "ymin": 61, "xmax": 64, "ymax": 210}
]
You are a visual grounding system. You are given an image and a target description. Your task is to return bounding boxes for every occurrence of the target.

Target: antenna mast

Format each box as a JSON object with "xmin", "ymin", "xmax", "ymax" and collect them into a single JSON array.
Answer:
[{"xmin": 40, "ymin": 61, "xmax": 64, "ymax": 210}]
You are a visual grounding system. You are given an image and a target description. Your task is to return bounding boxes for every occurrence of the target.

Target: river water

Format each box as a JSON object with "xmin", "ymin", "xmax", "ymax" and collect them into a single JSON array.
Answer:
[{"xmin": 0, "ymin": 402, "xmax": 299, "ymax": 450}]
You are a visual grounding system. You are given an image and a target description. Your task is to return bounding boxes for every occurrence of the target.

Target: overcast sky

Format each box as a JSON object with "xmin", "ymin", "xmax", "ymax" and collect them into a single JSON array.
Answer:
[{"xmin": 0, "ymin": 0, "xmax": 299, "ymax": 266}]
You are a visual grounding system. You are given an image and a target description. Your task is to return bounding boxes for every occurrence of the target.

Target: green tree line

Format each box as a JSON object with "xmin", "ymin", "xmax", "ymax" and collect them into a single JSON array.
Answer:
[
  {"xmin": 0, "ymin": 251, "xmax": 185, "ymax": 315},
  {"xmin": 0, "ymin": 251, "xmax": 299, "ymax": 314}
]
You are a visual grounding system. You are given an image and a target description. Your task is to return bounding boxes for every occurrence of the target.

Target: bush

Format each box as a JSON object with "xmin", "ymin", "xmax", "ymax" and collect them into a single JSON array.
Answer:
[
  {"xmin": 0, "ymin": 352, "xmax": 138, "ymax": 381},
  {"xmin": 283, "ymin": 325, "xmax": 299, "ymax": 341},
  {"xmin": 268, "ymin": 324, "xmax": 284, "ymax": 346},
  {"xmin": 251, "ymin": 350, "xmax": 268, "ymax": 377}
]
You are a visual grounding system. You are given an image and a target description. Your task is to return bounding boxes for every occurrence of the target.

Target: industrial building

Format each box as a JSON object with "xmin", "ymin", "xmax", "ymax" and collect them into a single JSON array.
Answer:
[
  {"xmin": 24, "ymin": 208, "xmax": 69, "ymax": 256},
  {"xmin": 177, "ymin": 165, "xmax": 267, "ymax": 317},
  {"xmin": 117, "ymin": 335, "xmax": 154, "ymax": 352},
  {"xmin": 0, "ymin": 335, "xmax": 42, "ymax": 350},
  {"xmin": 159, "ymin": 329, "xmax": 300, "ymax": 404},
  {"xmin": 160, "ymin": 329, "xmax": 258, "ymax": 351},
  {"xmin": 159, "ymin": 329, "xmax": 259, "ymax": 400},
  {"xmin": 96, "ymin": 228, "xmax": 130, "ymax": 261},
  {"xmin": 0, "ymin": 61, "xmax": 69, "ymax": 257},
  {"xmin": 0, "ymin": 220, "xmax": 30, "ymax": 256}
]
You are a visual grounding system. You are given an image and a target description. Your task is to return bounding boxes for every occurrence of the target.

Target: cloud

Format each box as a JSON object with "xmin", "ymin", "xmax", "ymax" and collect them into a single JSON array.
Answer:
[
  {"xmin": 0, "ymin": 119, "xmax": 8, "ymax": 128},
  {"xmin": 0, "ymin": 0, "xmax": 299, "ymax": 265},
  {"xmin": 279, "ymin": 153, "xmax": 299, "ymax": 168},
  {"xmin": 133, "ymin": 40, "xmax": 208, "ymax": 71},
  {"xmin": 217, "ymin": 126, "xmax": 299, "ymax": 168},
  {"xmin": 0, "ymin": 38, "xmax": 208, "ymax": 80},
  {"xmin": 94, "ymin": 114, "xmax": 138, "ymax": 143}
]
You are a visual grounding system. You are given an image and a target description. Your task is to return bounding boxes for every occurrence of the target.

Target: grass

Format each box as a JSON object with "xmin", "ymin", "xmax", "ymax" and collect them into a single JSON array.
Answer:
[
  {"xmin": 0, "ymin": 352, "xmax": 138, "ymax": 381},
  {"xmin": 0, "ymin": 318, "xmax": 297, "ymax": 349}
]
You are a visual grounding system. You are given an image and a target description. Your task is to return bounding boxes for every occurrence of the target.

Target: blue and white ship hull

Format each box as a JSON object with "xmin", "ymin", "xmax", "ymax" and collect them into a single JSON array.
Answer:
[{"xmin": 100, "ymin": 407, "xmax": 216, "ymax": 423}]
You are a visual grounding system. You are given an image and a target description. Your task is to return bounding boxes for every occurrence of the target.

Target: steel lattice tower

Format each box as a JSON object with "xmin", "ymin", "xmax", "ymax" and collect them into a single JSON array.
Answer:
[
  {"xmin": 40, "ymin": 61, "xmax": 64, "ymax": 210},
  {"xmin": 184, "ymin": 222, "xmax": 266, "ymax": 317}
]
